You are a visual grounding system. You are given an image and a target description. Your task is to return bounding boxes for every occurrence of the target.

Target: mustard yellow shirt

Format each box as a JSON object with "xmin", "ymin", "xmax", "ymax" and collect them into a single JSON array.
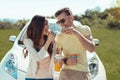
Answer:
[{"xmin": 55, "ymin": 25, "xmax": 92, "ymax": 72}]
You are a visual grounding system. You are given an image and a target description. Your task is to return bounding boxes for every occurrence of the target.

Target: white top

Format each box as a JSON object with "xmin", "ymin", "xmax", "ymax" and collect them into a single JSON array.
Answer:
[{"xmin": 23, "ymin": 38, "xmax": 54, "ymax": 79}]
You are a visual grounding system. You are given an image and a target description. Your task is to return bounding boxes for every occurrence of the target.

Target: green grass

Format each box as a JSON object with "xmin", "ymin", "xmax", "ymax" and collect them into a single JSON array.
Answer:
[
  {"xmin": 0, "ymin": 29, "xmax": 20, "ymax": 61},
  {"xmin": 0, "ymin": 28, "xmax": 120, "ymax": 80},
  {"xmin": 91, "ymin": 27, "xmax": 120, "ymax": 80}
]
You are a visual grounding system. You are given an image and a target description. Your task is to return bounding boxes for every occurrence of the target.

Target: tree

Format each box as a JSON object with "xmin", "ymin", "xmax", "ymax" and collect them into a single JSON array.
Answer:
[
  {"xmin": 105, "ymin": 7, "xmax": 120, "ymax": 20},
  {"xmin": 15, "ymin": 19, "xmax": 29, "ymax": 30},
  {"xmin": 114, "ymin": 0, "xmax": 120, "ymax": 8}
]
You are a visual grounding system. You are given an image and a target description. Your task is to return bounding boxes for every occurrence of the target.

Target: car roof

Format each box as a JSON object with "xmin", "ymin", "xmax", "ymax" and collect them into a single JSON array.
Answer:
[
  {"xmin": 48, "ymin": 18, "xmax": 82, "ymax": 26},
  {"xmin": 48, "ymin": 18, "xmax": 57, "ymax": 23}
]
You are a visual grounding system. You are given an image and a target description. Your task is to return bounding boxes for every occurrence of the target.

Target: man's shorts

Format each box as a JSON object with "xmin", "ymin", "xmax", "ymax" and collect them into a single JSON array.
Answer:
[{"xmin": 59, "ymin": 69, "xmax": 91, "ymax": 80}]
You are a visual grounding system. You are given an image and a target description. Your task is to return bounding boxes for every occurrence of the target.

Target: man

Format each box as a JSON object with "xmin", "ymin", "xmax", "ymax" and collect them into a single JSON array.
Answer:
[{"xmin": 54, "ymin": 7, "xmax": 95, "ymax": 80}]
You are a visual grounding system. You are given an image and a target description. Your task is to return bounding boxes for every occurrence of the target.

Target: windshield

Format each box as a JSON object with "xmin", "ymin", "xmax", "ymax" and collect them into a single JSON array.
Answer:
[{"xmin": 49, "ymin": 23, "xmax": 62, "ymax": 34}]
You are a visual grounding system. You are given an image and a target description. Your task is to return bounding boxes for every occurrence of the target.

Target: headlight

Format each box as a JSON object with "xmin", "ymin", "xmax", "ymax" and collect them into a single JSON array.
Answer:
[
  {"xmin": 88, "ymin": 55, "xmax": 98, "ymax": 78},
  {"xmin": 3, "ymin": 52, "xmax": 18, "ymax": 79}
]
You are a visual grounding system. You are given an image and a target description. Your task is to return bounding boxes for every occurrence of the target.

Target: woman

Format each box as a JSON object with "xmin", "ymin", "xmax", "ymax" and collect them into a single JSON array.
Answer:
[{"xmin": 23, "ymin": 15, "xmax": 56, "ymax": 80}]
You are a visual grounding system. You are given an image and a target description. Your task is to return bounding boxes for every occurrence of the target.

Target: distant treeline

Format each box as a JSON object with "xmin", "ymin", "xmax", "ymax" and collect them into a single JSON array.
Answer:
[
  {"xmin": 0, "ymin": 19, "xmax": 29, "ymax": 30},
  {"xmin": 74, "ymin": 7, "xmax": 120, "ymax": 30},
  {"xmin": 0, "ymin": 7, "xmax": 120, "ymax": 30}
]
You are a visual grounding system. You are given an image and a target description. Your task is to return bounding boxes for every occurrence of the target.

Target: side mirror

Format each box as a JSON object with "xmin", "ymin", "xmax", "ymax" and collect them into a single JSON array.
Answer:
[
  {"xmin": 93, "ymin": 39, "xmax": 100, "ymax": 46},
  {"xmin": 9, "ymin": 35, "xmax": 16, "ymax": 42}
]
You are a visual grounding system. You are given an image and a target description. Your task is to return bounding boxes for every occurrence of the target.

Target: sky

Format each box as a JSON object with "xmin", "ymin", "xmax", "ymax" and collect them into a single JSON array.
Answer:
[{"xmin": 0, "ymin": 0, "xmax": 115, "ymax": 19}]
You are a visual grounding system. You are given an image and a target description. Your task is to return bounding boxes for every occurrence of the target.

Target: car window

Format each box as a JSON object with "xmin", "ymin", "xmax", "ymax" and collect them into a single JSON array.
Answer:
[
  {"xmin": 49, "ymin": 23, "xmax": 62, "ymax": 34},
  {"xmin": 17, "ymin": 22, "xmax": 30, "ymax": 47}
]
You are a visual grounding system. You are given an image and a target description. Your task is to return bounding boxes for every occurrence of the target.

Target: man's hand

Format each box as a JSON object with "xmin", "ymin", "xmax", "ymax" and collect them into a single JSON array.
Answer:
[{"xmin": 66, "ymin": 57, "xmax": 77, "ymax": 66}]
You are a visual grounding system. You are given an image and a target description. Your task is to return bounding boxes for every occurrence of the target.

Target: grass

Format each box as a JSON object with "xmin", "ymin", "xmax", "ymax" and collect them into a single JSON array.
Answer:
[
  {"xmin": 91, "ymin": 27, "xmax": 120, "ymax": 80},
  {"xmin": 0, "ymin": 28, "xmax": 120, "ymax": 80},
  {"xmin": 0, "ymin": 29, "xmax": 20, "ymax": 61}
]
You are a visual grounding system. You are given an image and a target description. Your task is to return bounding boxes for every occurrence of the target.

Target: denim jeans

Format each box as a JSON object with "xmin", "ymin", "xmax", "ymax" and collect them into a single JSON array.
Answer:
[{"xmin": 25, "ymin": 78, "xmax": 53, "ymax": 80}]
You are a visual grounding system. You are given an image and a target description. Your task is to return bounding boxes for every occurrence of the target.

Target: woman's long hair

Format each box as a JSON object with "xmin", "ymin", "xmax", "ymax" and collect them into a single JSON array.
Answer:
[{"xmin": 26, "ymin": 15, "xmax": 53, "ymax": 56}]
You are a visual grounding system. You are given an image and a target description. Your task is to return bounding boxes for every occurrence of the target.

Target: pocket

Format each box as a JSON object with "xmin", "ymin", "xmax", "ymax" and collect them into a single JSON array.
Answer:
[
  {"xmin": 59, "ymin": 69, "xmax": 70, "ymax": 80},
  {"xmin": 60, "ymin": 69, "xmax": 91, "ymax": 80}
]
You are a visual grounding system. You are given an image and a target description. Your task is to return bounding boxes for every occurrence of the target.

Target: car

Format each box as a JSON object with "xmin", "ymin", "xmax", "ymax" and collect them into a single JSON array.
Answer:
[{"xmin": 0, "ymin": 19, "xmax": 107, "ymax": 80}]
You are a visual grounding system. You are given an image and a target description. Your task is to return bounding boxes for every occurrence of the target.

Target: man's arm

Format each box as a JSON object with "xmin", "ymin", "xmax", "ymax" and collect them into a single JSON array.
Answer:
[
  {"xmin": 62, "ymin": 26, "xmax": 95, "ymax": 52},
  {"xmin": 75, "ymin": 31, "xmax": 95, "ymax": 52}
]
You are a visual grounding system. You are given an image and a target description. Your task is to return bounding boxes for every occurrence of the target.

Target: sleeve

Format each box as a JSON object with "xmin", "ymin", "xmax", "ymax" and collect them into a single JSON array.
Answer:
[
  {"xmin": 77, "ymin": 25, "xmax": 95, "ymax": 45},
  {"xmin": 23, "ymin": 38, "xmax": 49, "ymax": 61},
  {"xmin": 76, "ymin": 25, "xmax": 92, "ymax": 37}
]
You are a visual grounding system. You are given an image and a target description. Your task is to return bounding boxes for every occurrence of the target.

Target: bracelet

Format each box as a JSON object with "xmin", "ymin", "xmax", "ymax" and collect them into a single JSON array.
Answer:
[{"xmin": 63, "ymin": 58, "xmax": 68, "ymax": 65}]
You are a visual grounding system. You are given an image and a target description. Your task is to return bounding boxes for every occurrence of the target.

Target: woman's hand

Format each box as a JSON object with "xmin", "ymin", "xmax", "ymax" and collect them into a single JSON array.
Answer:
[
  {"xmin": 44, "ymin": 31, "xmax": 56, "ymax": 50},
  {"xmin": 47, "ymin": 31, "xmax": 56, "ymax": 43}
]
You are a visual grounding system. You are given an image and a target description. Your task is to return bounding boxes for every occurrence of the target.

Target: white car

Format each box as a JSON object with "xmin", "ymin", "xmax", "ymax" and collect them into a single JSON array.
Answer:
[{"xmin": 0, "ymin": 19, "xmax": 107, "ymax": 80}]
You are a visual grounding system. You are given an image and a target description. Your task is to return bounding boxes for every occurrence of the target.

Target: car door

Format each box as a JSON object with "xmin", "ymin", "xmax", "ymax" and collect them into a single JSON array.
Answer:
[{"xmin": 14, "ymin": 22, "xmax": 29, "ymax": 80}]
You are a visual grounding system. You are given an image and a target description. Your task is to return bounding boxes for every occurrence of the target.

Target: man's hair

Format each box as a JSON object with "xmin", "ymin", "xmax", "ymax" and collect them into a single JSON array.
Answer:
[{"xmin": 55, "ymin": 7, "xmax": 72, "ymax": 17}]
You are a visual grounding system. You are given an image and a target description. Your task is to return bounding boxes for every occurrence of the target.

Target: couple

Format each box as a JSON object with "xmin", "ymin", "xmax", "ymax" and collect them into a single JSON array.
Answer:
[{"xmin": 24, "ymin": 7, "xmax": 95, "ymax": 80}]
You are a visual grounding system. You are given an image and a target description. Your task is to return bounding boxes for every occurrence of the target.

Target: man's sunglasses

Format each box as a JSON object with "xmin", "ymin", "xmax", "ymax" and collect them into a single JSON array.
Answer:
[{"xmin": 56, "ymin": 18, "xmax": 65, "ymax": 24}]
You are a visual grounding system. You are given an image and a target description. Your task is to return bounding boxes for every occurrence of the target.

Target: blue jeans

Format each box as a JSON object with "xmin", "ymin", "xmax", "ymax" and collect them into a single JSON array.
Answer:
[{"xmin": 25, "ymin": 78, "xmax": 53, "ymax": 80}]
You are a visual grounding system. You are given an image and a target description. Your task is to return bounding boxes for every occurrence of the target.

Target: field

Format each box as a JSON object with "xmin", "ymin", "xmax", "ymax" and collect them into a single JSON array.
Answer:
[
  {"xmin": 0, "ymin": 28, "xmax": 120, "ymax": 80},
  {"xmin": 0, "ymin": 29, "xmax": 20, "ymax": 61},
  {"xmin": 91, "ymin": 27, "xmax": 120, "ymax": 80}
]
